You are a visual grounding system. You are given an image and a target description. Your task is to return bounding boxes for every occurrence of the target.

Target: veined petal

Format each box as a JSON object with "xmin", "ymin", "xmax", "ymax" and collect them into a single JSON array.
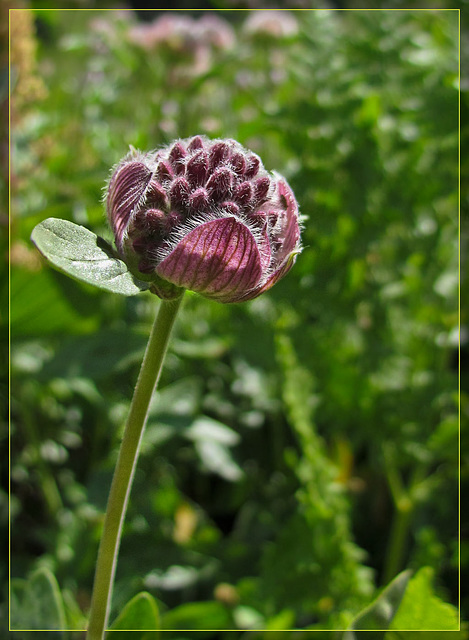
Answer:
[
  {"xmin": 273, "ymin": 177, "xmax": 301, "ymax": 265},
  {"xmin": 107, "ymin": 161, "xmax": 152, "ymax": 251},
  {"xmin": 156, "ymin": 217, "xmax": 263, "ymax": 302},
  {"xmin": 233, "ymin": 249, "xmax": 298, "ymax": 302}
]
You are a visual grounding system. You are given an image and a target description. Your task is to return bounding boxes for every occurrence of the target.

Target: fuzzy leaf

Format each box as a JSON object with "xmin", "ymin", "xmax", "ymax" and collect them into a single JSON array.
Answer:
[{"xmin": 31, "ymin": 218, "xmax": 149, "ymax": 296}]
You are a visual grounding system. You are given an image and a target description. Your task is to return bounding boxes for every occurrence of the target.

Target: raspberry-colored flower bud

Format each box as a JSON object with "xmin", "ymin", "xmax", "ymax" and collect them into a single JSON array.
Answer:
[
  {"xmin": 230, "ymin": 152, "xmax": 246, "ymax": 176},
  {"xmin": 209, "ymin": 142, "xmax": 230, "ymax": 169},
  {"xmin": 206, "ymin": 167, "xmax": 234, "ymax": 201},
  {"xmin": 235, "ymin": 182, "xmax": 254, "ymax": 207},
  {"xmin": 188, "ymin": 187, "xmax": 210, "ymax": 211},
  {"xmin": 254, "ymin": 176, "xmax": 271, "ymax": 204},
  {"xmin": 188, "ymin": 135, "xmax": 205, "ymax": 151},
  {"xmin": 145, "ymin": 180, "xmax": 168, "ymax": 208},
  {"xmin": 156, "ymin": 160, "xmax": 174, "ymax": 182},
  {"xmin": 168, "ymin": 142, "xmax": 187, "ymax": 174},
  {"xmin": 186, "ymin": 151, "xmax": 208, "ymax": 187},
  {"xmin": 221, "ymin": 201, "xmax": 240, "ymax": 216},
  {"xmin": 170, "ymin": 177, "xmax": 190, "ymax": 207},
  {"xmin": 106, "ymin": 136, "xmax": 301, "ymax": 302},
  {"xmin": 245, "ymin": 155, "xmax": 260, "ymax": 179}
]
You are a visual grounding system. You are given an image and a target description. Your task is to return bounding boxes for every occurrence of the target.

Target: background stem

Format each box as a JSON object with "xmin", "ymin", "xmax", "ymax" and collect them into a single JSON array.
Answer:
[
  {"xmin": 382, "ymin": 497, "xmax": 413, "ymax": 586},
  {"xmin": 86, "ymin": 295, "xmax": 183, "ymax": 640}
]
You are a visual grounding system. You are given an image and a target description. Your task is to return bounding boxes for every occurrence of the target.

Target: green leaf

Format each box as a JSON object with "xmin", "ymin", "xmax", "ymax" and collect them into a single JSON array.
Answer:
[
  {"xmin": 11, "ymin": 267, "xmax": 99, "ymax": 337},
  {"xmin": 161, "ymin": 600, "xmax": 232, "ymax": 632},
  {"xmin": 388, "ymin": 566, "xmax": 459, "ymax": 631},
  {"xmin": 10, "ymin": 567, "xmax": 67, "ymax": 633},
  {"xmin": 195, "ymin": 440, "xmax": 244, "ymax": 481},
  {"xmin": 108, "ymin": 591, "xmax": 160, "ymax": 638},
  {"xmin": 345, "ymin": 570, "xmax": 412, "ymax": 638},
  {"xmin": 185, "ymin": 416, "xmax": 241, "ymax": 446},
  {"xmin": 385, "ymin": 630, "xmax": 467, "ymax": 640},
  {"xmin": 31, "ymin": 218, "xmax": 149, "ymax": 296}
]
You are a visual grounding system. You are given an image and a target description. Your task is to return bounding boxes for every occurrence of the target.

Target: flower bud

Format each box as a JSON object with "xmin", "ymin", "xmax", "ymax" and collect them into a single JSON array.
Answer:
[{"xmin": 106, "ymin": 137, "xmax": 301, "ymax": 302}]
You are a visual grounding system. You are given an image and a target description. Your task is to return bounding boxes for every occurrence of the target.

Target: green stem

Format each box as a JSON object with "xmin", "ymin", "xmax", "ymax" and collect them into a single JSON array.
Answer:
[
  {"xmin": 86, "ymin": 295, "xmax": 184, "ymax": 640},
  {"xmin": 382, "ymin": 496, "xmax": 413, "ymax": 586}
]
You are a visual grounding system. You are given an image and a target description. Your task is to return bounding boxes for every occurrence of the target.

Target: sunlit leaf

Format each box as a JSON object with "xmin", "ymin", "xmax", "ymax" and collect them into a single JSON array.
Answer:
[
  {"xmin": 31, "ymin": 218, "xmax": 149, "ymax": 295},
  {"xmin": 388, "ymin": 567, "xmax": 459, "ymax": 631}
]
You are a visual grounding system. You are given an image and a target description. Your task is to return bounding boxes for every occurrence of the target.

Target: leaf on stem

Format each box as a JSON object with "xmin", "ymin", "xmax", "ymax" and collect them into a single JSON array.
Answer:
[{"xmin": 31, "ymin": 218, "xmax": 150, "ymax": 296}]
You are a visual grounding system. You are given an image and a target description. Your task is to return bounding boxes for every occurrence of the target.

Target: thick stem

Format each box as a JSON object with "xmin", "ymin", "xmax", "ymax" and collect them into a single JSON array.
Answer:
[{"xmin": 86, "ymin": 296, "xmax": 183, "ymax": 640}]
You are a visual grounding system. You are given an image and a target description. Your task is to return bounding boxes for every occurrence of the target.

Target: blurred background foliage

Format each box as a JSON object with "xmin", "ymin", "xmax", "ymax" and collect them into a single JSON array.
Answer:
[{"xmin": 4, "ymin": 2, "xmax": 465, "ymax": 637}]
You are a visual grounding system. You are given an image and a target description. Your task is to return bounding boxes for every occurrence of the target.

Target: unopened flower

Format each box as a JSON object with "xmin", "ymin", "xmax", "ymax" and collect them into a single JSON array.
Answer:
[{"xmin": 106, "ymin": 136, "xmax": 301, "ymax": 303}]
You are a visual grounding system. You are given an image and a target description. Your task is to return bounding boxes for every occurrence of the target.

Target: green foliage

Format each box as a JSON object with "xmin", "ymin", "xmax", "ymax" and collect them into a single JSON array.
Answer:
[
  {"xmin": 345, "ymin": 570, "xmax": 411, "ymax": 635},
  {"xmin": 389, "ymin": 567, "xmax": 459, "ymax": 631},
  {"xmin": 108, "ymin": 591, "xmax": 160, "ymax": 637},
  {"xmin": 162, "ymin": 600, "xmax": 233, "ymax": 631},
  {"xmin": 11, "ymin": 567, "xmax": 67, "ymax": 633},
  {"xmin": 7, "ymin": 5, "xmax": 460, "ymax": 634}
]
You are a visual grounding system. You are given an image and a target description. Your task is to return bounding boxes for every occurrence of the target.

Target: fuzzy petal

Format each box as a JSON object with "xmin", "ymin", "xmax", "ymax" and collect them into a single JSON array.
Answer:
[
  {"xmin": 232, "ymin": 250, "xmax": 298, "ymax": 302},
  {"xmin": 156, "ymin": 217, "xmax": 263, "ymax": 302},
  {"xmin": 273, "ymin": 178, "xmax": 301, "ymax": 265},
  {"xmin": 107, "ymin": 161, "xmax": 152, "ymax": 251}
]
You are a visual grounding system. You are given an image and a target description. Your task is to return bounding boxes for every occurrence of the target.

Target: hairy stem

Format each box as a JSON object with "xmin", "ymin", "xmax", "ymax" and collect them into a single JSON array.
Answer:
[{"xmin": 86, "ymin": 296, "xmax": 183, "ymax": 640}]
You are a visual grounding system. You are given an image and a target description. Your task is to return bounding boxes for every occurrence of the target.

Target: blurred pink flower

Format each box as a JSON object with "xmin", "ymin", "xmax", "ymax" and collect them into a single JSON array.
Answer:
[
  {"xmin": 128, "ymin": 13, "xmax": 235, "ymax": 80},
  {"xmin": 128, "ymin": 13, "xmax": 235, "ymax": 53},
  {"xmin": 243, "ymin": 10, "xmax": 299, "ymax": 39}
]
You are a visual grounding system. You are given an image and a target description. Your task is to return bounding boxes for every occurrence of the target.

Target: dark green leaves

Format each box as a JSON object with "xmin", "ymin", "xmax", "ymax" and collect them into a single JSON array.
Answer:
[{"xmin": 31, "ymin": 218, "xmax": 149, "ymax": 296}]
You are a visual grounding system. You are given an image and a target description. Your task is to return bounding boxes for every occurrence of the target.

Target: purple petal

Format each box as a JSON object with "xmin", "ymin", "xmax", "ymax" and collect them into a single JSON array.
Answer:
[
  {"xmin": 156, "ymin": 217, "xmax": 263, "ymax": 301},
  {"xmin": 236, "ymin": 253, "xmax": 297, "ymax": 302},
  {"xmin": 107, "ymin": 161, "xmax": 152, "ymax": 251},
  {"xmin": 273, "ymin": 178, "xmax": 301, "ymax": 265}
]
